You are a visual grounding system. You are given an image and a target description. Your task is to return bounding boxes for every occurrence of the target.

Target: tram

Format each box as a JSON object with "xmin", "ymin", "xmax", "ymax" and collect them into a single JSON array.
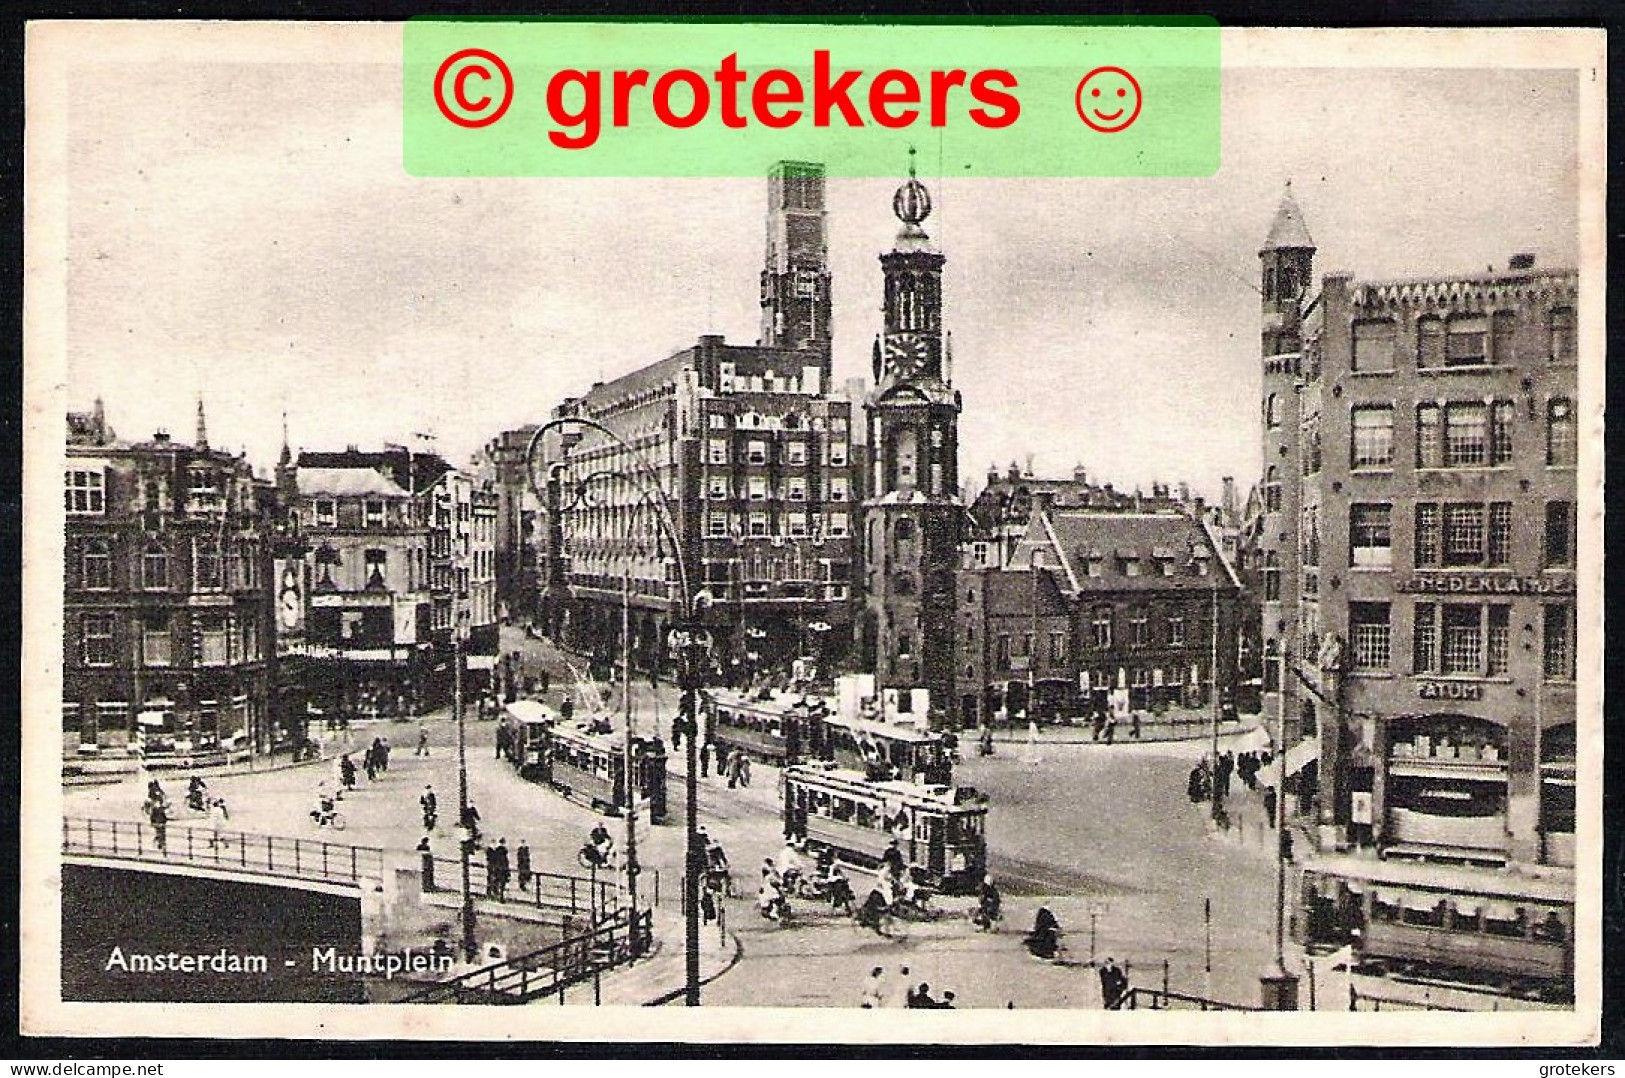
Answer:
[
  {"xmin": 780, "ymin": 763, "xmax": 989, "ymax": 895},
  {"xmin": 499, "ymin": 699, "xmax": 558, "ymax": 777},
  {"xmin": 705, "ymin": 688, "xmax": 953, "ymax": 784},
  {"xmin": 500, "ymin": 702, "xmax": 668, "ymax": 824},
  {"xmin": 1296, "ymin": 855, "xmax": 1573, "ymax": 1000}
]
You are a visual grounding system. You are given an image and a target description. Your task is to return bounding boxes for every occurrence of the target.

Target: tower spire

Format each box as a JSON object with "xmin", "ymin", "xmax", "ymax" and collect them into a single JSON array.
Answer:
[
  {"xmin": 195, "ymin": 397, "xmax": 209, "ymax": 449},
  {"xmin": 279, "ymin": 411, "xmax": 292, "ymax": 468}
]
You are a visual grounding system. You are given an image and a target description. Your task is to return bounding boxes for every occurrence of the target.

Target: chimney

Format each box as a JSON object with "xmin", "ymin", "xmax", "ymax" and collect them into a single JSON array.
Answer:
[
  {"xmin": 987, "ymin": 463, "xmax": 1000, "ymax": 485},
  {"xmin": 1031, "ymin": 490, "xmax": 1056, "ymax": 521},
  {"xmin": 1178, "ymin": 481, "xmax": 1190, "ymax": 504},
  {"xmin": 1007, "ymin": 460, "xmax": 1021, "ymax": 482},
  {"xmin": 195, "ymin": 398, "xmax": 209, "ymax": 449},
  {"xmin": 1023, "ymin": 453, "xmax": 1035, "ymax": 478},
  {"xmin": 1073, "ymin": 463, "xmax": 1088, "ymax": 485},
  {"xmin": 1222, "ymin": 476, "xmax": 1238, "ymax": 516},
  {"xmin": 153, "ymin": 429, "xmax": 171, "ymax": 444},
  {"xmin": 1509, "ymin": 253, "xmax": 1536, "ymax": 270}
]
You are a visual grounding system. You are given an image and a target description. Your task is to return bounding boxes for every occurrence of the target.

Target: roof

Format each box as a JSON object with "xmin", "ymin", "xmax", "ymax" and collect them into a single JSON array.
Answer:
[
  {"xmin": 1011, "ymin": 511, "xmax": 1238, "ymax": 595},
  {"xmin": 1262, "ymin": 184, "xmax": 1315, "ymax": 251},
  {"xmin": 295, "ymin": 467, "xmax": 410, "ymax": 499}
]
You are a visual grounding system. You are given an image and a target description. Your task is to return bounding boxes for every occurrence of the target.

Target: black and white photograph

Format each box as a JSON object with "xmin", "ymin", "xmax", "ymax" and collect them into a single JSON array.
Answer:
[{"xmin": 20, "ymin": 21, "xmax": 1606, "ymax": 1045}]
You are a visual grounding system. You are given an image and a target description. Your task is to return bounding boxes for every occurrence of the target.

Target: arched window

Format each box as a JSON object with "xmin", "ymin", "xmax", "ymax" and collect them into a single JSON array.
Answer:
[
  {"xmin": 1265, "ymin": 394, "xmax": 1282, "ymax": 428},
  {"xmin": 82, "ymin": 539, "xmax": 111, "ymax": 590},
  {"xmin": 142, "ymin": 542, "xmax": 169, "ymax": 590}
]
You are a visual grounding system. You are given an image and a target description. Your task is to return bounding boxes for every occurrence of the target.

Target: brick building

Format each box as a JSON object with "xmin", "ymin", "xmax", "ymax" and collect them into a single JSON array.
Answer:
[
  {"xmin": 1251, "ymin": 184, "xmax": 1579, "ymax": 954},
  {"xmin": 955, "ymin": 498, "xmax": 1241, "ymax": 729},
  {"xmin": 476, "ymin": 425, "xmax": 541, "ymax": 622},
  {"xmin": 63, "ymin": 401, "xmax": 277, "ymax": 764}
]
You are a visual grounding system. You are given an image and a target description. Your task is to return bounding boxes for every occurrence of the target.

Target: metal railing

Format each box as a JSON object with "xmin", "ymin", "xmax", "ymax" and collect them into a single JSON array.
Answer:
[
  {"xmin": 1120, "ymin": 986, "xmax": 1258, "ymax": 1011},
  {"xmin": 62, "ymin": 817, "xmax": 384, "ymax": 890},
  {"xmin": 424, "ymin": 854, "xmax": 637, "ymax": 919},
  {"xmin": 401, "ymin": 905, "xmax": 654, "ymax": 1005}
]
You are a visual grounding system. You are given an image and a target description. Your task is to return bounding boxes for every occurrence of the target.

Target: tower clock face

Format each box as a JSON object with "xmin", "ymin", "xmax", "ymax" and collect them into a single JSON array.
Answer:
[{"xmin": 886, "ymin": 334, "xmax": 932, "ymax": 379}]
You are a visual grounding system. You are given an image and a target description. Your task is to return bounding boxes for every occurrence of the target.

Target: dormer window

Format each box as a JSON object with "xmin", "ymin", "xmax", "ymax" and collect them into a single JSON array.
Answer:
[
  {"xmin": 364, "ymin": 499, "xmax": 385, "ymax": 528},
  {"xmin": 1152, "ymin": 546, "xmax": 1178, "ymax": 577},
  {"xmin": 1117, "ymin": 549, "xmax": 1141, "ymax": 577},
  {"xmin": 314, "ymin": 499, "xmax": 336, "ymax": 528}
]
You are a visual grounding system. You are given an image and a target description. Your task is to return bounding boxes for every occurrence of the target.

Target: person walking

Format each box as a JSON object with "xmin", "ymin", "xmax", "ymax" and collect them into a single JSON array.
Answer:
[
  {"xmin": 699, "ymin": 740, "xmax": 711, "ymax": 778},
  {"xmin": 888, "ymin": 966, "xmax": 913, "ymax": 1008},
  {"xmin": 738, "ymin": 753, "xmax": 752, "ymax": 788},
  {"xmin": 420, "ymin": 785, "xmax": 438, "ymax": 830},
  {"xmin": 416, "ymin": 724, "xmax": 430, "ymax": 756},
  {"xmin": 726, "ymin": 748, "xmax": 740, "ymax": 790},
  {"xmin": 860, "ymin": 966, "xmax": 886, "ymax": 1009},
  {"xmin": 484, "ymin": 842, "xmax": 500, "ymax": 899},
  {"xmin": 1098, "ymin": 957, "xmax": 1129, "ymax": 1010},
  {"xmin": 207, "ymin": 795, "xmax": 231, "ymax": 848},
  {"xmin": 339, "ymin": 752, "xmax": 357, "ymax": 790},
  {"xmin": 515, "ymin": 840, "xmax": 532, "ymax": 893},
  {"xmin": 378, "ymin": 736, "xmax": 391, "ymax": 771},
  {"xmin": 493, "ymin": 839, "xmax": 511, "ymax": 901}
]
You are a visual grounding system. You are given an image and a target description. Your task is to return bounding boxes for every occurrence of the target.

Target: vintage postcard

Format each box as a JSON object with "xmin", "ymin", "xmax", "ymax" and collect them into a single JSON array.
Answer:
[{"xmin": 21, "ymin": 20, "xmax": 1606, "ymax": 1044}]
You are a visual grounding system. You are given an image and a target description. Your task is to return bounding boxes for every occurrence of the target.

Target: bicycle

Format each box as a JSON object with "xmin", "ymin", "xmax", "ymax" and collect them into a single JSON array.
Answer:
[{"xmin": 312, "ymin": 807, "xmax": 347, "ymax": 831}]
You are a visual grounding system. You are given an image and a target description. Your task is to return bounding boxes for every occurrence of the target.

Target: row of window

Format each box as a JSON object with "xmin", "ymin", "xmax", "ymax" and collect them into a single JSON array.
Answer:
[
  {"xmin": 705, "ymin": 511, "xmax": 850, "ymax": 539},
  {"xmin": 1282, "ymin": 499, "xmax": 1575, "ymax": 576},
  {"xmin": 1347, "ymin": 600, "xmax": 1574, "ymax": 680},
  {"xmin": 73, "ymin": 538, "xmax": 261, "ymax": 593},
  {"xmin": 989, "ymin": 614, "xmax": 1196, "ymax": 666},
  {"xmin": 310, "ymin": 498, "xmax": 398, "ymax": 529},
  {"xmin": 706, "ymin": 438, "xmax": 848, "ymax": 467},
  {"xmin": 1349, "ymin": 307, "xmax": 1576, "ymax": 373},
  {"xmin": 66, "ymin": 467, "xmax": 246, "ymax": 517},
  {"xmin": 705, "ymin": 411, "xmax": 848, "ymax": 435},
  {"xmin": 1264, "ymin": 398, "xmax": 1576, "ymax": 511},
  {"xmin": 703, "ymin": 476, "xmax": 848, "ymax": 502},
  {"xmin": 78, "ymin": 612, "xmax": 263, "ymax": 669}
]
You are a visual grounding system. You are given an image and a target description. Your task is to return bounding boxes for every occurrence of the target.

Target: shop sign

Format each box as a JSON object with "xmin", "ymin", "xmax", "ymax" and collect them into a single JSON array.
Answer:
[
  {"xmin": 1418, "ymin": 680, "xmax": 1483, "ymax": 701},
  {"xmin": 1396, "ymin": 574, "xmax": 1575, "ymax": 595}
]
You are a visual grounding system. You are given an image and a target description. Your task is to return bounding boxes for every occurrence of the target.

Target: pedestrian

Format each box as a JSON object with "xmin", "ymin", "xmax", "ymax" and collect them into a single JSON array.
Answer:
[
  {"xmin": 700, "ymin": 740, "xmax": 711, "ymax": 778},
  {"xmin": 909, "ymin": 983, "xmax": 938, "ymax": 1009},
  {"xmin": 860, "ymin": 966, "xmax": 886, "ymax": 1009},
  {"xmin": 420, "ymin": 784, "xmax": 438, "ymax": 830},
  {"xmin": 147, "ymin": 795, "xmax": 168, "ymax": 853},
  {"xmin": 495, "ymin": 723, "xmax": 508, "ymax": 761},
  {"xmin": 1092, "ymin": 710, "xmax": 1106, "ymax": 742},
  {"xmin": 889, "ymin": 966, "xmax": 912, "ymax": 1008},
  {"xmin": 940, "ymin": 991, "xmax": 957, "ymax": 1009},
  {"xmin": 1130, "ymin": 712, "xmax": 1142, "ymax": 740},
  {"xmin": 516, "ymin": 839, "xmax": 532, "ymax": 892},
  {"xmin": 379, "ymin": 736, "xmax": 390, "ymax": 771},
  {"xmin": 339, "ymin": 753, "xmax": 357, "ymax": 790},
  {"xmin": 1024, "ymin": 717, "xmax": 1041, "ymax": 764},
  {"xmin": 1098, "ymin": 956, "xmax": 1128, "ymax": 1010},
  {"xmin": 540, "ymin": 670, "xmax": 551, "ymax": 696},
  {"xmin": 670, "ymin": 717, "xmax": 683, "ymax": 752},
  {"xmin": 726, "ymin": 748, "xmax": 740, "ymax": 789},
  {"xmin": 493, "ymin": 838, "xmax": 511, "ymax": 901},
  {"xmin": 207, "ymin": 795, "xmax": 230, "ymax": 848},
  {"xmin": 363, "ymin": 743, "xmax": 378, "ymax": 782},
  {"xmin": 484, "ymin": 842, "xmax": 500, "ymax": 898},
  {"xmin": 416, "ymin": 725, "xmax": 430, "ymax": 756},
  {"xmin": 1104, "ymin": 716, "xmax": 1117, "ymax": 745},
  {"xmin": 738, "ymin": 754, "xmax": 752, "ymax": 788}
]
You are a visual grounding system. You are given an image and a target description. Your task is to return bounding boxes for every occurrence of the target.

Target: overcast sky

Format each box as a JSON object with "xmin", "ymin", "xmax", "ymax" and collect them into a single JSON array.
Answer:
[{"xmin": 58, "ymin": 30, "xmax": 1579, "ymax": 502}]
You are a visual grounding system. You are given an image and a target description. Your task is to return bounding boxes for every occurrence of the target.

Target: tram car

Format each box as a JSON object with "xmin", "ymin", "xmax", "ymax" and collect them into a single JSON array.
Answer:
[
  {"xmin": 1296, "ymin": 856, "xmax": 1573, "ymax": 1000},
  {"xmin": 705, "ymin": 688, "xmax": 953, "ymax": 784},
  {"xmin": 500, "ymin": 699, "xmax": 559, "ymax": 777},
  {"xmin": 780, "ymin": 763, "xmax": 988, "ymax": 895}
]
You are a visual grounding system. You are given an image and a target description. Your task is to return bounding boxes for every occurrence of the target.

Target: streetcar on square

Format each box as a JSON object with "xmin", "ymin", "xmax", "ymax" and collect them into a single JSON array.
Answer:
[
  {"xmin": 780, "ymin": 762, "xmax": 989, "ymax": 896},
  {"xmin": 704, "ymin": 687, "xmax": 953, "ymax": 785},
  {"xmin": 499, "ymin": 700, "xmax": 668, "ymax": 823}
]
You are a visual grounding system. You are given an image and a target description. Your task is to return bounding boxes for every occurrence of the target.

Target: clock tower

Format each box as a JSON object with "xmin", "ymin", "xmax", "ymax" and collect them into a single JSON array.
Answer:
[{"xmin": 861, "ymin": 151, "xmax": 963, "ymax": 727}]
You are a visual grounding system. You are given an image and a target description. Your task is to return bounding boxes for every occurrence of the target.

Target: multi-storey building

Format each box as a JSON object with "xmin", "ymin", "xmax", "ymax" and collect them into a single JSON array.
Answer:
[
  {"xmin": 422, "ymin": 466, "xmax": 500, "ymax": 657},
  {"xmin": 955, "ymin": 496, "xmax": 1241, "ymax": 729},
  {"xmin": 536, "ymin": 161, "xmax": 861, "ymax": 679},
  {"xmin": 477, "ymin": 425, "xmax": 541, "ymax": 622},
  {"xmin": 1254, "ymin": 185, "xmax": 1579, "ymax": 960},
  {"xmin": 274, "ymin": 451, "xmax": 432, "ymax": 718},
  {"xmin": 63, "ymin": 401, "xmax": 277, "ymax": 765},
  {"xmin": 860, "ymin": 156, "xmax": 963, "ymax": 725}
]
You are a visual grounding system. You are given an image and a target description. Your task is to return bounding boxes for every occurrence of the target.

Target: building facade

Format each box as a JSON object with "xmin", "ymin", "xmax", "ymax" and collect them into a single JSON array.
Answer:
[
  {"xmin": 1255, "ymin": 185, "xmax": 1579, "ymax": 952},
  {"xmin": 536, "ymin": 162, "xmax": 861, "ymax": 680},
  {"xmin": 63, "ymin": 402, "xmax": 277, "ymax": 764},
  {"xmin": 955, "ymin": 498, "xmax": 1242, "ymax": 729},
  {"xmin": 477, "ymin": 425, "xmax": 541, "ymax": 622},
  {"xmin": 859, "ymin": 158, "xmax": 963, "ymax": 725}
]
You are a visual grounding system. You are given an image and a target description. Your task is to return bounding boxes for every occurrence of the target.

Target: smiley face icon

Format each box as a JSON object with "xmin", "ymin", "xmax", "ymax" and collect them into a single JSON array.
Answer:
[{"xmin": 1075, "ymin": 66, "xmax": 1143, "ymax": 133}]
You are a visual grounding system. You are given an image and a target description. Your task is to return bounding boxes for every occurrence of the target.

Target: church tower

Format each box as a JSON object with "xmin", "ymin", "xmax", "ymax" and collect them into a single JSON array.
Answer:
[
  {"xmin": 759, "ymin": 160, "xmax": 832, "ymax": 367},
  {"xmin": 861, "ymin": 151, "xmax": 962, "ymax": 727}
]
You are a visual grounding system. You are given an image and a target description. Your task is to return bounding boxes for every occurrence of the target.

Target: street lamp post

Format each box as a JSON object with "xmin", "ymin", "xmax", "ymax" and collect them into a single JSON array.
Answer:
[
  {"xmin": 526, "ymin": 415, "xmax": 707, "ymax": 1003},
  {"xmin": 1259, "ymin": 636, "xmax": 1299, "ymax": 1010},
  {"xmin": 454, "ymin": 607, "xmax": 475, "ymax": 962}
]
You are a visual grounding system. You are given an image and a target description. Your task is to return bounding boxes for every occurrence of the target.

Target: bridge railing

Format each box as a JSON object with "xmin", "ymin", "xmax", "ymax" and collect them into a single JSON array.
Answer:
[
  {"xmin": 1120, "ymin": 986, "xmax": 1258, "ymax": 1011},
  {"xmin": 425, "ymin": 854, "xmax": 624, "ymax": 919},
  {"xmin": 62, "ymin": 817, "xmax": 384, "ymax": 890},
  {"xmin": 401, "ymin": 905, "xmax": 654, "ymax": 1005}
]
